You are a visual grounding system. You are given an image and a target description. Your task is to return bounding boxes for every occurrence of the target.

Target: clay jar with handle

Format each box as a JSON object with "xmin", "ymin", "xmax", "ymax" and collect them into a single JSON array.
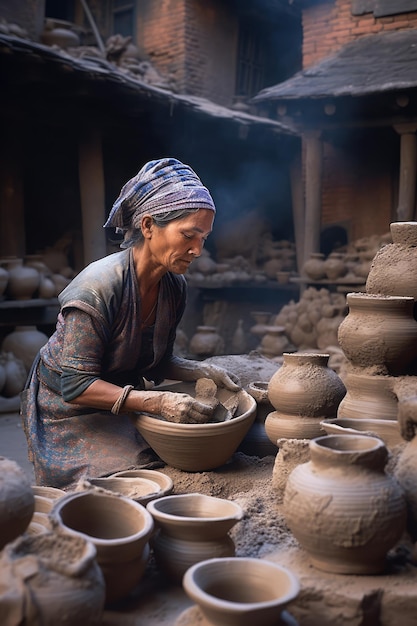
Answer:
[
  {"xmin": 265, "ymin": 352, "xmax": 346, "ymax": 443},
  {"xmin": 337, "ymin": 292, "xmax": 417, "ymax": 375},
  {"xmin": 0, "ymin": 456, "xmax": 35, "ymax": 549},
  {"xmin": 146, "ymin": 493, "xmax": 243, "ymax": 584},
  {"xmin": 283, "ymin": 434, "xmax": 407, "ymax": 574},
  {"xmin": 50, "ymin": 490, "xmax": 154, "ymax": 604},
  {"xmin": 0, "ymin": 531, "xmax": 105, "ymax": 624}
]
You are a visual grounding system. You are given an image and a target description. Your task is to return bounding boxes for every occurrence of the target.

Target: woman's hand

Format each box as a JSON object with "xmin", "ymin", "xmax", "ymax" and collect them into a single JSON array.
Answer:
[
  {"xmin": 199, "ymin": 364, "xmax": 241, "ymax": 392},
  {"xmin": 159, "ymin": 392, "xmax": 215, "ymax": 424}
]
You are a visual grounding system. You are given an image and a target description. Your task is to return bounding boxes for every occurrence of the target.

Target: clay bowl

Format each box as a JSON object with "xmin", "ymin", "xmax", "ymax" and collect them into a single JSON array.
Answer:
[
  {"xmin": 50, "ymin": 490, "xmax": 154, "ymax": 604},
  {"xmin": 320, "ymin": 417, "xmax": 403, "ymax": 449},
  {"xmin": 182, "ymin": 557, "xmax": 300, "ymax": 626},
  {"xmin": 132, "ymin": 382, "xmax": 256, "ymax": 472},
  {"xmin": 87, "ymin": 476, "xmax": 162, "ymax": 505},
  {"xmin": 110, "ymin": 469, "xmax": 174, "ymax": 501}
]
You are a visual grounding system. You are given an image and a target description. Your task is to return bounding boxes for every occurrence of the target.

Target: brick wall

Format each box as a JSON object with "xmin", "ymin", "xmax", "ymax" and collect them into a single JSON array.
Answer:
[
  {"xmin": 136, "ymin": 0, "xmax": 237, "ymax": 105},
  {"xmin": 303, "ymin": 0, "xmax": 417, "ymax": 68}
]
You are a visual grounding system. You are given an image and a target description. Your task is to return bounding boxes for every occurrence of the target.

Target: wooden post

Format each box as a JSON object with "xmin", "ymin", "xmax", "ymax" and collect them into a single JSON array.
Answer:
[
  {"xmin": 394, "ymin": 123, "xmax": 417, "ymax": 222},
  {"xmin": 303, "ymin": 131, "xmax": 323, "ymax": 262},
  {"xmin": 289, "ymin": 149, "xmax": 305, "ymax": 273},
  {"xmin": 78, "ymin": 129, "xmax": 107, "ymax": 266}
]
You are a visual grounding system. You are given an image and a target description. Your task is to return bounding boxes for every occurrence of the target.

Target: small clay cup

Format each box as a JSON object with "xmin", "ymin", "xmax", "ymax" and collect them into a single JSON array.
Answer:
[{"xmin": 182, "ymin": 557, "xmax": 300, "ymax": 626}]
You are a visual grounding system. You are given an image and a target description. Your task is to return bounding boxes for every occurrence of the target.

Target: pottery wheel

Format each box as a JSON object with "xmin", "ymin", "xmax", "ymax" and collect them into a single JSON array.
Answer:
[{"xmin": 174, "ymin": 604, "xmax": 299, "ymax": 626}]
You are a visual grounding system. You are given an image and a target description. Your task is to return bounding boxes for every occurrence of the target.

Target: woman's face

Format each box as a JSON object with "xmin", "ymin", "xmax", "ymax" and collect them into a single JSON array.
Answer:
[{"xmin": 146, "ymin": 209, "xmax": 214, "ymax": 274}]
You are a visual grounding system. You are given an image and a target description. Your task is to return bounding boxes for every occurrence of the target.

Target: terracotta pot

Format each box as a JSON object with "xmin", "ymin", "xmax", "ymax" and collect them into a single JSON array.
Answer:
[
  {"xmin": 189, "ymin": 326, "xmax": 224, "ymax": 357},
  {"xmin": 5, "ymin": 258, "xmax": 40, "ymax": 300},
  {"xmin": 320, "ymin": 417, "xmax": 403, "ymax": 450},
  {"xmin": 265, "ymin": 353, "xmax": 346, "ymax": 443},
  {"xmin": 182, "ymin": 557, "xmax": 300, "ymax": 626},
  {"xmin": 337, "ymin": 293, "xmax": 417, "ymax": 375},
  {"xmin": 366, "ymin": 221, "xmax": 417, "ymax": 302},
  {"xmin": 283, "ymin": 434, "xmax": 407, "ymax": 574},
  {"xmin": 0, "ymin": 457, "xmax": 35, "ymax": 549},
  {"xmin": 147, "ymin": 493, "xmax": 243, "ymax": 583},
  {"xmin": 50, "ymin": 490, "xmax": 154, "ymax": 604},
  {"xmin": 2, "ymin": 325, "xmax": 49, "ymax": 372},
  {"xmin": 302, "ymin": 253, "xmax": 326, "ymax": 281},
  {"xmin": 0, "ymin": 531, "xmax": 105, "ymax": 624},
  {"xmin": 337, "ymin": 371, "xmax": 398, "ymax": 421},
  {"xmin": 133, "ymin": 383, "xmax": 256, "ymax": 472}
]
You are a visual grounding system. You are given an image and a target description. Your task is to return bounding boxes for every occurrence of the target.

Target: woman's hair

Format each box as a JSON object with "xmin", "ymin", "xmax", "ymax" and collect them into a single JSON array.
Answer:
[{"xmin": 120, "ymin": 208, "xmax": 199, "ymax": 249}]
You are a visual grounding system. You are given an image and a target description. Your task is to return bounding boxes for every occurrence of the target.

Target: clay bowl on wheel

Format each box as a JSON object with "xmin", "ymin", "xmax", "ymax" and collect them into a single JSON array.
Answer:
[{"xmin": 132, "ymin": 382, "xmax": 256, "ymax": 472}]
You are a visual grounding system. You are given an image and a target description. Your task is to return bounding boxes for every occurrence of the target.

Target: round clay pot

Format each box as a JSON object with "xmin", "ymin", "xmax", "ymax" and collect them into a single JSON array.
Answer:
[
  {"xmin": 302, "ymin": 253, "xmax": 326, "ymax": 281},
  {"xmin": 259, "ymin": 325, "xmax": 290, "ymax": 358},
  {"xmin": 337, "ymin": 293, "xmax": 417, "ymax": 375},
  {"xmin": 366, "ymin": 221, "xmax": 417, "ymax": 302},
  {"xmin": 283, "ymin": 434, "xmax": 407, "ymax": 574},
  {"xmin": 182, "ymin": 557, "xmax": 300, "ymax": 626},
  {"xmin": 147, "ymin": 493, "xmax": 243, "ymax": 583},
  {"xmin": 189, "ymin": 326, "xmax": 224, "ymax": 357},
  {"xmin": 320, "ymin": 417, "xmax": 403, "ymax": 449},
  {"xmin": 250, "ymin": 311, "xmax": 272, "ymax": 337},
  {"xmin": 133, "ymin": 383, "xmax": 256, "ymax": 472},
  {"xmin": 337, "ymin": 371, "xmax": 398, "ymax": 421},
  {"xmin": 265, "ymin": 353, "xmax": 346, "ymax": 443},
  {"xmin": 87, "ymin": 476, "xmax": 163, "ymax": 505},
  {"xmin": 1, "ymin": 352, "xmax": 27, "ymax": 397},
  {"xmin": 41, "ymin": 25, "xmax": 80, "ymax": 48},
  {"xmin": 0, "ymin": 457, "xmax": 35, "ymax": 549},
  {"xmin": 5, "ymin": 258, "xmax": 40, "ymax": 300},
  {"xmin": 324, "ymin": 252, "xmax": 347, "ymax": 281},
  {"xmin": 0, "ymin": 531, "xmax": 105, "ymax": 624},
  {"xmin": 50, "ymin": 490, "xmax": 154, "ymax": 604},
  {"xmin": 2, "ymin": 325, "xmax": 49, "ymax": 372}
]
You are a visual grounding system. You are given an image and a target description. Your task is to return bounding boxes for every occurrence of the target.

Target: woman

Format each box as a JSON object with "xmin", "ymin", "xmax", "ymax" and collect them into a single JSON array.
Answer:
[{"xmin": 21, "ymin": 157, "xmax": 240, "ymax": 489}]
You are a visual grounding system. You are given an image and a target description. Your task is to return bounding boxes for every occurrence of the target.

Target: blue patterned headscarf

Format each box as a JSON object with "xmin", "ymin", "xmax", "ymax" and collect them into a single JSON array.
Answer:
[{"xmin": 104, "ymin": 158, "xmax": 216, "ymax": 235}]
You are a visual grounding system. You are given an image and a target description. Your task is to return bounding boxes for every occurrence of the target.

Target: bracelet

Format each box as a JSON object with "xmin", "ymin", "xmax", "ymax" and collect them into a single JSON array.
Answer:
[{"xmin": 111, "ymin": 385, "xmax": 134, "ymax": 415}]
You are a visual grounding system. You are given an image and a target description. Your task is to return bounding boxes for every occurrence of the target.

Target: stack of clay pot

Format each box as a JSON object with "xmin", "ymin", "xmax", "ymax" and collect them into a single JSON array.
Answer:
[{"xmin": 0, "ymin": 253, "xmax": 75, "ymax": 301}]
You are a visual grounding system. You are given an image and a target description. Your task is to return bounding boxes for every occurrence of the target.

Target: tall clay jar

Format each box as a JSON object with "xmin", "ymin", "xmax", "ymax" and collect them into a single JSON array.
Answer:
[
  {"xmin": 337, "ymin": 292, "xmax": 417, "ymax": 375},
  {"xmin": 366, "ymin": 221, "xmax": 417, "ymax": 302},
  {"xmin": 265, "ymin": 352, "xmax": 346, "ymax": 443},
  {"xmin": 283, "ymin": 434, "xmax": 407, "ymax": 574}
]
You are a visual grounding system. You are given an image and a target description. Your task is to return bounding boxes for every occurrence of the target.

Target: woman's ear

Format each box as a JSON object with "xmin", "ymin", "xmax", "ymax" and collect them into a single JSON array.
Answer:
[{"xmin": 141, "ymin": 215, "xmax": 154, "ymax": 238}]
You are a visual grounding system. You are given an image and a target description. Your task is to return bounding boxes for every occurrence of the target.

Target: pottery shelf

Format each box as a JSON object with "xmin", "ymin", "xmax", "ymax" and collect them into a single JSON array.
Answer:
[{"xmin": 0, "ymin": 298, "xmax": 59, "ymax": 327}]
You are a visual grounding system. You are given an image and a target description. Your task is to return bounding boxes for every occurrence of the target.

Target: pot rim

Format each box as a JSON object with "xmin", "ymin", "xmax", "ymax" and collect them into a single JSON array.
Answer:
[
  {"xmin": 183, "ymin": 557, "xmax": 300, "ymax": 610},
  {"xmin": 147, "ymin": 493, "xmax": 243, "ymax": 523}
]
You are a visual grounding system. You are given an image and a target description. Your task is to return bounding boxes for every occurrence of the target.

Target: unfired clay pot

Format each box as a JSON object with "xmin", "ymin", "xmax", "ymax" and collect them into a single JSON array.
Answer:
[
  {"xmin": 133, "ymin": 383, "xmax": 256, "ymax": 471},
  {"xmin": 189, "ymin": 326, "xmax": 224, "ymax": 357},
  {"xmin": 320, "ymin": 417, "xmax": 403, "ymax": 450},
  {"xmin": 394, "ymin": 436, "xmax": 417, "ymax": 540},
  {"xmin": 337, "ymin": 293, "xmax": 417, "ymax": 375},
  {"xmin": 324, "ymin": 252, "xmax": 347, "ymax": 281},
  {"xmin": 0, "ymin": 456, "xmax": 35, "ymax": 549},
  {"xmin": 50, "ymin": 490, "xmax": 154, "ymax": 604},
  {"xmin": 366, "ymin": 221, "xmax": 417, "ymax": 302},
  {"xmin": 182, "ymin": 557, "xmax": 300, "ymax": 626},
  {"xmin": 337, "ymin": 370, "xmax": 398, "ymax": 421},
  {"xmin": 5, "ymin": 258, "xmax": 40, "ymax": 300},
  {"xmin": 265, "ymin": 353, "xmax": 346, "ymax": 443},
  {"xmin": 0, "ymin": 531, "xmax": 105, "ymax": 624},
  {"xmin": 1, "ymin": 352, "xmax": 27, "ymax": 397},
  {"xmin": 259, "ymin": 325, "xmax": 290, "ymax": 357},
  {"xmin": 147, "ymin": 493, "xmax": 243, "ymax": 583},
  {"xmin": 283, "ymin": 434, "xmax": 406, "ymax": 574},
  {"xmin": 302, "ymin": 252, "xmax": 326, "ymax": 281},
  {"xmin": 2, "ymin": 325, "xmax": 49, "ymax": 372}
]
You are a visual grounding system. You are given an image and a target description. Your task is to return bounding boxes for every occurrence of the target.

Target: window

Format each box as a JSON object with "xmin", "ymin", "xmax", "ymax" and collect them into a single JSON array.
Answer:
[
  {"xmin": 236, "ymin": 22, "xmax": 266, "ymax": 98},
  {"xmin": 112, "ymin": 0, "xmax": 135, "ymax": 37}
]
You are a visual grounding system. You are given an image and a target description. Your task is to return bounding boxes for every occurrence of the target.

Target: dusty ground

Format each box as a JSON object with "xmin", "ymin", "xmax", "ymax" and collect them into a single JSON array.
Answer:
[{"xmin": 1, "ymin": 352, "xmax": 417, "ymax": 625}]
